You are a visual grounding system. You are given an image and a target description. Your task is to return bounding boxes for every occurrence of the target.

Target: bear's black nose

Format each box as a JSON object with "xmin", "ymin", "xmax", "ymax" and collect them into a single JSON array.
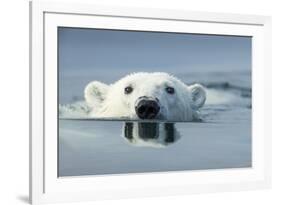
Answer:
[{"xmin": 135, "ymin": 98, "xmax": 160, "ymax": 119}]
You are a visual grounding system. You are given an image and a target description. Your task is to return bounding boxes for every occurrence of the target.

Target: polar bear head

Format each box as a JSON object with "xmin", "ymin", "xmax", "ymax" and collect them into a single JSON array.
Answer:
[{"xmin": 84, "ymin": 72, "xmax": 206, "ymax": 121}]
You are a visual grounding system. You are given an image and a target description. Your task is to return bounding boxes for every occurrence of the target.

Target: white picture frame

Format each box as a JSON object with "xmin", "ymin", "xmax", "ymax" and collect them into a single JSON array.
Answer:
[{"xmin": 29, "ymin": 1, "xmax": 272, "ymax": 204}]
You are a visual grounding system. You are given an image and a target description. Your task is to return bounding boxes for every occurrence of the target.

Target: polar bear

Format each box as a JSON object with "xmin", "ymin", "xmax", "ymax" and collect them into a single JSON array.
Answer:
[{"xmin": 84, "ymin": 72, "xmax": 206, "ymax": 121}]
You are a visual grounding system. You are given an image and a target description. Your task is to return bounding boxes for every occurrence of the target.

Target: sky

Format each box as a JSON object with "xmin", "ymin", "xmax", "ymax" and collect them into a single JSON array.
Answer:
[
  {"xmin": 58, "ymin": 27, "xmax": 252, "ymax": 103},
  {"xmin": 58, "ymin": 27, "xmax": 251, "ymax": 74}
]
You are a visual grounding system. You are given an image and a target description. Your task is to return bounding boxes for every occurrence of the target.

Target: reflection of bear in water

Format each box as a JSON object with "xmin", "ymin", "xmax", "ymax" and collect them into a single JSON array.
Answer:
[
  {"xmin": 123, "ymin": 122, "xmax": 181, "ymax": 148},
  {"xmin": 85, "ymin": 72, "xmax": 206, "ymax": 121}
]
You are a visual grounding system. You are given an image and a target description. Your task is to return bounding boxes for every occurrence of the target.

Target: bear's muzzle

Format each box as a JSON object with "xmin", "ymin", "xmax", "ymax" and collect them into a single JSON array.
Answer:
[{"xmin": 135, "ymin": 96, "xmax": 160, "ymax": 119}]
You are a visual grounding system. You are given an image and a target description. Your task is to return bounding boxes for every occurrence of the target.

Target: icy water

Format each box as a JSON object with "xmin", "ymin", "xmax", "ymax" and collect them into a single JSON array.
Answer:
[{"xmin": 58, "ymin": 71, "xmax": 251, "ymax": 177}]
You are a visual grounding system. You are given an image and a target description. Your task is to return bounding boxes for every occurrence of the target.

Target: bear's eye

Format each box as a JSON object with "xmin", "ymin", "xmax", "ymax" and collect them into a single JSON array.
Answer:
[
  {"xmin": 124, "ymin": 86, "xmax": 133, "ymax": 94},
  {"xmin": 166, "ymin": 86, "xmax": 175, "ymax": 94}
]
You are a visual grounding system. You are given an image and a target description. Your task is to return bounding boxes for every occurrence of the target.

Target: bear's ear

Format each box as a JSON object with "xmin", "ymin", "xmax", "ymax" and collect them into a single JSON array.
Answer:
[
  {"xmin": 188, "ymin": 83, "xmax": 206, "ymax": 109},
  {"xmin": 84, "ymin": 81, "xmax": 109, "ymax": 107}
]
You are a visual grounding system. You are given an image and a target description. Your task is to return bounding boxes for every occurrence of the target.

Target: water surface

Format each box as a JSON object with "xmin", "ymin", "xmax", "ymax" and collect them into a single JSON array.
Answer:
[{"xmin": 59, "ymin": 72, "xmax": 251, "ymax": 176}]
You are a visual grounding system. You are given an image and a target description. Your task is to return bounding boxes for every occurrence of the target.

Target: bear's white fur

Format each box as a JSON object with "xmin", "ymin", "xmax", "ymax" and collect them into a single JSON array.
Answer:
[{"xmin": 84, "ymin": 72, "xmax": 206, "ymax": 121}]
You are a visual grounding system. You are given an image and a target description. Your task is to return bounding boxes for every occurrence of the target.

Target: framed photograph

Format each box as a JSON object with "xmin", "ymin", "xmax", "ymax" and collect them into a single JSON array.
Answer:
[{"xmin": 30, "ymin": 1, "xmax": 271, "ymax": 204}]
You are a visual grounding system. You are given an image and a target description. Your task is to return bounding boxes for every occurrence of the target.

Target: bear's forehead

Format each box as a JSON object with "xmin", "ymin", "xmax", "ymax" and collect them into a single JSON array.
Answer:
[{"xmin": 117, "ymin": 72, "xmax": 179, "ymax": 86}]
